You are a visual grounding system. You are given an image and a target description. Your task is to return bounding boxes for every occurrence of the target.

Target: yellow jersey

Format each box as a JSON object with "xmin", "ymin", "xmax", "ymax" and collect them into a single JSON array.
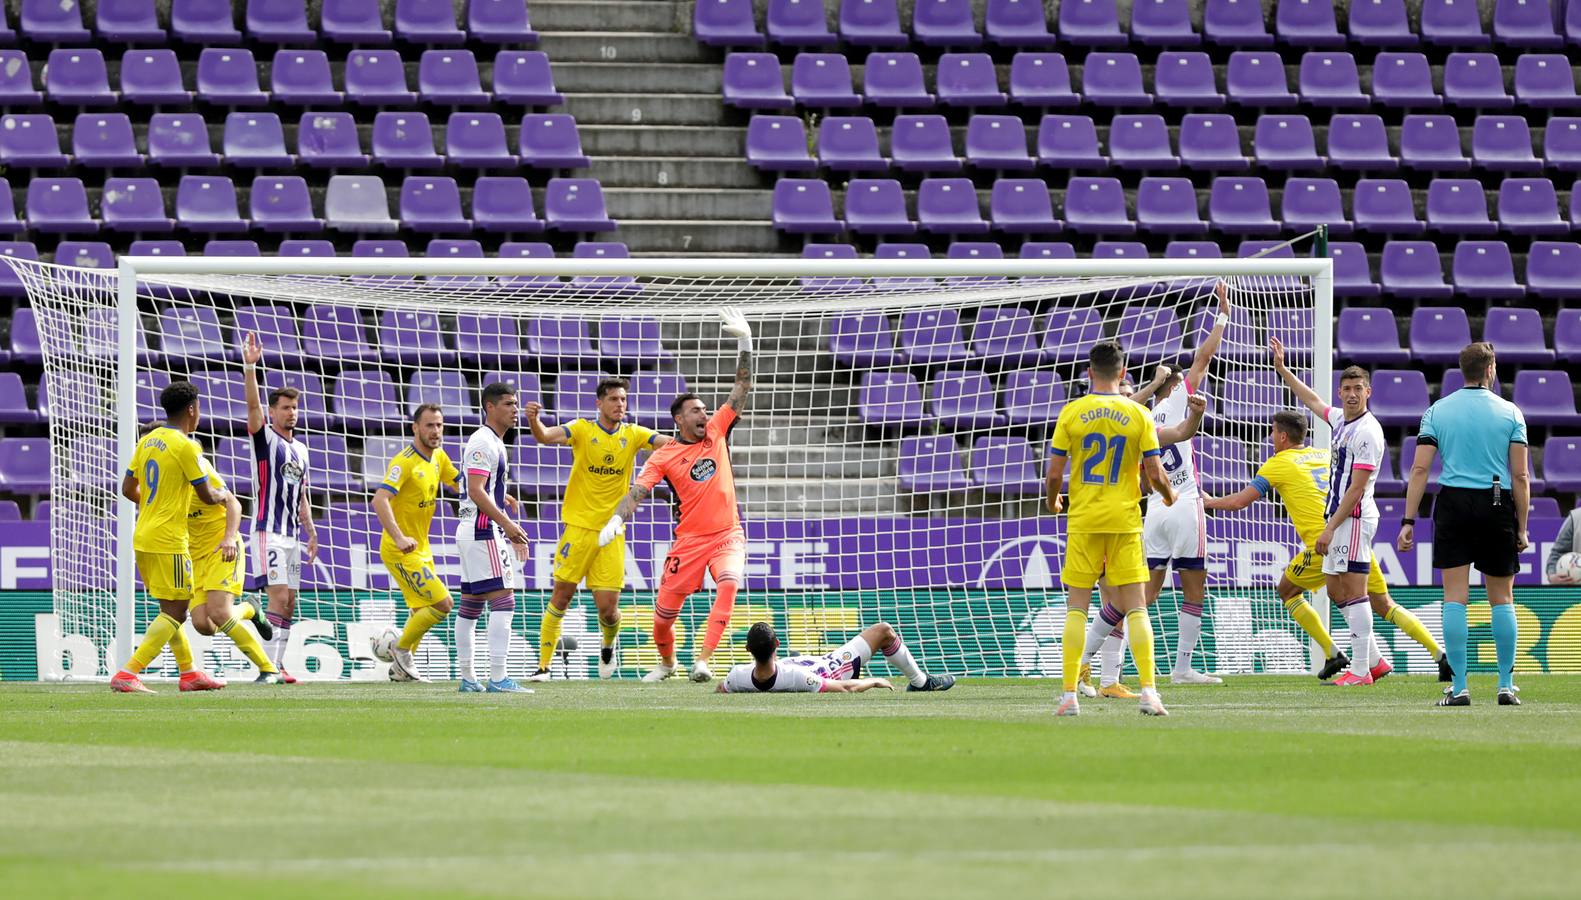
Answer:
[
  {"xmin": 187, "ymin": 450, "xmax": 230, "ymax": 554},
  {"xmin": 561, "ymin": 418, "xmax": 658, "ymax": 529},
  {"xmin": 127, "ymin": 425, "xmax": 208, "ymax": 554},
  {"xmin": 377, "ymin": 444, "xmax": 461, "ymax": 551},
  {"xmin": 1051, "ymin": 393, "xmax": 1160, "ymax": 535},
  {"xmin": 1250, "ymin": 446, "xmax": 1332, "ymax": 546}
]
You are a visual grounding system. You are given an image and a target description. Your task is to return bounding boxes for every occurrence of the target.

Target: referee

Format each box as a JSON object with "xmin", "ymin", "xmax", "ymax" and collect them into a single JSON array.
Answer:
[{"xmin": 1396, "ymin": 342, "xmax": 1530, "ymax": 708}]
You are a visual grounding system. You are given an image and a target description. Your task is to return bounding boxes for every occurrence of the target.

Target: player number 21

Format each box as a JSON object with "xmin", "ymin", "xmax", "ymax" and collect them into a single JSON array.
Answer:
[{"xmin": 1080, "ymin": 433, "xmax": 1128, "ymax": 485}]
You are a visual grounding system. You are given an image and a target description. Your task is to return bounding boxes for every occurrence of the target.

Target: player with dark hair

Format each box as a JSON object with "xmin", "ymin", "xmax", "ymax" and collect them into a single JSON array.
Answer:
[
  {"xmin": 526, "ymin": 376, "xmax": 673, "ymax": 680},
  {"xmin": 715, "ymin": 621, "xmax": 944, "ymax": 694}
]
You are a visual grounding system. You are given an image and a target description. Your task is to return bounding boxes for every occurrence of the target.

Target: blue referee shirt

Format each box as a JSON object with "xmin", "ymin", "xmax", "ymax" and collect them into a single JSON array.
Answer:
[{"xmin": 1416, "ymin": 386, "xmax": 1528, "ymax": 489}]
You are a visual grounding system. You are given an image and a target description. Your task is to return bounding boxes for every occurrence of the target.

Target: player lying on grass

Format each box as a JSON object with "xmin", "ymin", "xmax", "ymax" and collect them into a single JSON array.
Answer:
[
  {"xmin": 716, "ymin": 621, "xmax": 954, "ymax": 694},
  {"xmin": 1205, "ymin": 410, "xmax": 1452, "ymax": 683}
]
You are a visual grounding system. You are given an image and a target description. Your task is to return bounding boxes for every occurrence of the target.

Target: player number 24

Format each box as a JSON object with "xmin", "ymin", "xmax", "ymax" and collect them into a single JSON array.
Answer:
[{"xmin": 1080, "ymin": 434, "xmax": 1128, "ymax": 485}]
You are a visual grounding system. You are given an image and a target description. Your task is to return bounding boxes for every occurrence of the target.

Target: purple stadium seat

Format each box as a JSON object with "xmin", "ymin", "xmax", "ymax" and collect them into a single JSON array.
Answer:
[
  {"xmin": 0, "ymin": 243, "xmax": 39, "ymax": 298},
  {"xmin": 297, "ymin": 112, "xmax": 367, "ymax": 168},
  {"xmin": 1527, "ymin": 243, "xmax": 1581, "ymax": 300},
  {"xmin": 22, "ymin": 0, "xmax": 89, "ymax": 40},
  {"xmin": 767, "ymin": 0, "xmax": 838, "ymax": 47},
  {"xmin": 1208, "ymin": 176, "xmax": 1278, "ymax": 235},
  {"xmin": 1482, "ymin": 306, "xmax": 1550, "ymax": 361},
  {"xmin": 1062, "ymin": 176, "xmax": 1133, "ymax": 235},
  {"xmin": 929, "ymin": 370, "xmax": 1004, "ymax": 429},
  {"xmin": 1008, "ymin": 52, "xmax": 1078, "ymax": 107},
  {"xmin": 232, "ymin": 304, "xmax": 301, "ymax": 359},
  {"xmin": 406, "ymin": 369, "xmax": 472, "ymax": 425},
  {"xmin": 250, "ymin": 176, "xmax": 320, "ymax": 232},
  {"xmin": 828, "ymin": 313, "xmax": 899, "ymax": 367},
  {"xmin": 800, "ymin": 243, "xmax": 863, "ymax": 293},
  {"xmin": 1326, "ymin": 114, "xmax": 1396, "ymax": 172},
  {"xmin": 985, "ymin": 0, "xmax": 1056, "ymax": 48},
  {"xmin": 1177, "ymin": 114, "xmax": 1248, "ymax": 170},
  {"xmin": 891, "ymin": 114, "xmax": 960, "ymax": 172},
  {"xmin": 522, "ymin": 322, "xmax": 593, "ymax": 368},
  {"xmin": 147, "ymin": 114, "xmax": 218, "ymax": 167},
  {"xmin": 0, "ymin": 114, "xmax": 66, "ymax": 168},
  {"xmin": 519, "ymin": 114, "xmax": 589, "ymax": 169},
  {"xmin": 1498, "ymin": 178, "xmax": 1567, "ymax": 235},
  {"xmin": 1408, "ymin": 305, "xmax": 1472, "ymax": 363},
  {"xmin": 1399, "ymin": 114, "xmax": 1469, "ymax": 172},
  {"xmin": 395, "ymin": 0, "xmax": 463, "ymax": 44},
  {"xmin": 247, "ymin": 0, "xmax": 314, "ymax": 43},
  {"xmin": 845, "ymin": 179, "xmax": 915, "ymax": 234},
  {"xmin": 1082, "ymin": 52, "xmax": 1150, "ymax": 107},
  {"xmin": 1444, "ymin": 53, "xmax": 1513, "ymax": 110},
  {"xmin": 544, "ymin": 178, "xmax": 615, "ymax": 232},
  {"xmin": 120, "ymin": 50, "xmax": 189, "ymax": 105},
  {"xmin": 470, "ymin": 0, "xmax": 537, "ymax": 44},
  {"xmin": 1370, "ymin": 370, "xmax": 1431, "ymax": 426},
  {"xmin": 1165, "ymin": 240, "xmax": 1222, "ymax": 259},
  {"xmin": 419, "ymin": 50, "xmax": 486, "ymax": 106},
  {"xmin": 423, "ymin": 238, "xmax": 489, "ymax": 289},
  {"xmin": 0, "ymin": 438, "xmax": 50, "ymax": 494},
  {"xmin": 279, "ymin": 240, "xmax": 334, "ymax": 257},
  {"xmin": 1130, "ymin": 0, "xmax": 1196, "ymax": 46},
  {"xmin": 1543, "ymin": 437, "xmax": 1581, "ymax": 492},
  {"xmin": 1421, "ymin": 0, "xmax": 1491, "ymax": 48},
  {"xmin": 1370, "ymin": 52, "xmax": 1441, "ymax": 109},
  {"xmin": 321, "ymin": 0, "xmax": 390, "ymax": 43},
  {"xmin": 1155, "ymin": 52, "xmax": 1225, "ymax": 108},
  {"xmin": 472, "ymin": 176, "xmax": 541, "ymax": 232},
  {"xmin": 333, "ymin": 369, "xmax": 403, "ymax": 426},
  {"xmin": 371, "ymin": 111, "xmax": 441, "ymax": 168},
  {"xmin": 400, "ymin": 177, "xmax": 468, "ymax": 234},
  {"xmin": 1557, "ymin": 309, "xmax": 1581, "ymax": 360},
  {"xmin": 1253, "ymin": 114, "xmax": 1322, "ymax": 171},
  {"xmin": 224, "ymin": 112, "xmax": 292, "ymax": 168},
  {"xmin": 1348, "ymin": 0, "xmax": 1413, "ymax": 47},
  {"xmin": 1353, "ymin": 178, "xmax": 1424, "ymax": 235},
  {"xmin": 859, "ymin": 372, "xmax": 926, "ymax": 429},
  {"xmin": 0, "ymin": 50, "xmax": 39, "ymax": 106},
  {"xmin": 771, "ymin": 179, "xmax": 840, "ymax": 234},
  {"xmin": 1055, "ymin": 0, "xmax": 1122, "ymax": 47},
  {"xmin": 1337, "ymin": 307, "xmax": 1409, "ymax": 364},
  {"xmin": 1281, "ymin": 177, "xmax": 1349, "ymax": 235},
  {"xmin": 1426, "ymin": 178, "xmax": 1496, "ymax": 235},
  {"xmin": 971, "ymin": 437, "xmax": 1041, "ymax": 494},
  {"xmin": 1472, "ymin": 115, "xmax": 1542, "ymax": 173},
  {"xmin": 1380, "ymin": 242, "xmax": 1453, "ymax": 301},
  {"xmin": 1115, "ymin": 306, "xmax": 1185, "ymax": 366},
  {"xmin": 0, "ymin": 183, "xmax": 19, "ymax": 236},
  {"xmin": 175, "ymin": 176, "xmax": 245, "ymax": 233},
  {"xmin": 1090, "ymin": 240, "xmax": 1148, "ymax": 260},
  {"xmin": 379, "ymin": 309, "xmax": 455, "ymax": 366},
  {"xmin": 1204, "ymin": 0, "xmax": 1273, "ymax": 46},
  {"xmin": 26, "ymin": 178, "xmax": 95, "ymax": 233},
  {"xmin": 916, "ymin": 177, "xmax": 987, "ymax": 234},
  {"xmin": 325, "ymin": 175, "xmax": 396, "ymax": 232},
  {"xmin": 873, "ymin": 242, "xmax": 933, "ymax": 289},
  {"xmin": 1328, "ymin": 242, "xmax": 1379, "ymax": 298},
  {"xmin": 990, "ymin": 178, "xmax": 1058, "ymax": 233},
  {"xmin": 203, "ymin": 239, "xmax": 260, "ymax": 256},
  {"xmin": 458, "ymin": 317, "xmax": 530, "ymax": 369},
  {"xmin": 46, "ymin": 49, "xmax": 115, "ymax": 106},
  {"xmin": 1544, "ymin": 117, "xmax": 1581, "ymax": 171},
  {"xmin": 1299, "ymin": 51, "xmax": 1365, "ymax": 107},
  {"xmin": 1493, "ymin": 0, "xmax": 1563, "ymax": 48},
  {"xmin": 971, "ymin": 307, "xmax": 1042, "ymax": 368},
  {"xmin": 945, "ymin": 243, "xmax": 1007, "ymax": 288},
  {"xmin": 196, "ymin": 48, "xmax": 266, "ymax": 106},
  {"xmin": 898, "ymin": 308, "xmax": 972, "ymax": 366},
  {"xmin": 819, "ymin": 116, "xmax": 887, "ymax": 172},
  {"xmin": 345, "ymin": 50, "xmax": 415, "ymax": 106},
  {"xmin": 1515, "ymin": 54, "xmax": 1581, "ymax": 109},
  {"xmin": 1135, "ymin": 176, "xmax": 1206, "ymax": 235},
  {"xmin": 864, "ymin": 52, "xmax": 932, "ymax": 107},
  {"xmin": 913, "ymin": 0, "xmax": 980, "ymax": 48},
  {"xmin": 447, "ymin": 112, "xmax": 515, "ymax": 169},
  {"xmin": 965, "ymin": 115, "xmax": 1033, "ymax": 170},
  {"xmin": 1517, "ymin": 372, "xmax": 1581, "ymax": 426},
  {"xmin": 98, "ymin": 0, "xmax": 165, "ymax": 42},
  {"xmin": 936, "ymin": 53, "xmax": 1006, "ymax": 107},
  {"xmin": 157, "ymin": 306, "xmax": 230, "ymax": 361},
  {"xmin": 1037, "ymin": 114, "xmax": 1106, "ymax": 169},
  {"xmin": 624, "ymin": 372, "xmax": 688, "ymax": 429},
  {"xmin": 102, "ymin": 177, "xmax": 172, "ymax": 232},
  {"xmin": 1277, "ymin": 0, "xmax": 1344, "ymax": 46},
  {"xmin": 302, "ymin": 305, "xmax": 378, "ymax": 367},
  {"xmin": 1001, "ymin": 368, "xmax": 1066, "ymax": 426},
  {"xmin": 1218, "ymin": 369, "xmax": 1282, "ymax": 420},
  {"xmin": 493, "ymin": 51, "xmax": 562, "ymax": 105},
  {"xmin": 172, "ymin": 0, "xmax": 241, "ymax": 43},
  {"xmin": 1226, "ymin": 51, "xmax": 1295, "ymax": 107},
  {"xmin": 1371, "ymin": 442, "xmax": 1408, "ymax": 495},
  {"xmin": 840, "ymin": 0, "xmax": 904, "ymax": 47},
  {"xmin": 722, "ymin": 53, "xmax": 792, "ymax": 110},
  {"xmin": 746, "ymin": 116, "xmax": 814, "ymax": 171},
  {"xmin": 271, "ymin": 50, "xmax": 340, "ymax": 105},
  {"xmin": 695, "ymin": 0, "xmax": 764, "ymax": 48},
  {"xmin": 1108, "ymin": 114, "xmax": 1177, "ymax": 171}
]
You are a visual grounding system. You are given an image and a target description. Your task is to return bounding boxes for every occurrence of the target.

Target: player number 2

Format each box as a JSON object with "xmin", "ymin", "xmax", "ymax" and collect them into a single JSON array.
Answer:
[
  {"xmin": 1080, "ymin": 434, "xmax": 1128, "ymax": 485},
  {"xmin": 143, "ymin": 459, "xmax": 159, "ymax": 501}
]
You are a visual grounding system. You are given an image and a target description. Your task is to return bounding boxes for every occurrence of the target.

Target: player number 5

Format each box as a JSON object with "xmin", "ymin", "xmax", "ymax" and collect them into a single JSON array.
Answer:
[{"xmin": 1080, "ymin": 434, "xmax": 1128, "ymax": 485}]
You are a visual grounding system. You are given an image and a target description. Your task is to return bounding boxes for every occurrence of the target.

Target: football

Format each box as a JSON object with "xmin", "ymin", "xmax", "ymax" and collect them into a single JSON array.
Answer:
[
  {"xmin": 369, "ymin": 626, "xmax": 399, "ymax": 663},
  {"xmin": 1554, "ymin": 552, "xmax": 1581, "ymax": 585}
]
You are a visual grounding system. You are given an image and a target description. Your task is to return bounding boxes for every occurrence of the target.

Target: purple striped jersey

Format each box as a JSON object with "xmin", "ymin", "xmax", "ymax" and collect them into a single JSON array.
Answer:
[
  {"xmin": 1323, "ymin": 406, "xmax": 1384, "ymax": 521},
  {"xmin": 251, "ymin": 426, "xmax": 310, "ymax": 538},
  {"xmin": 458, "ymin": 426, "xmax": 509, "ymax": 540}
]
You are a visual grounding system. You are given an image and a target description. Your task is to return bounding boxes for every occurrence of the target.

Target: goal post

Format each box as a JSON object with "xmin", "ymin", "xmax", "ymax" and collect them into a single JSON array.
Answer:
[{"xmin": 16, "ymin": 252, "xmax": 1334, "ymax": 681}]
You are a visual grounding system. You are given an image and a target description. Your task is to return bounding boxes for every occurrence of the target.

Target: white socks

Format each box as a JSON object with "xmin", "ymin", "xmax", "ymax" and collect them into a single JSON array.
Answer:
[
  {"xmin": 1099, "ymin": 630, "xmax": 1125, "ymax": 688},
  {"xmin": 883, "ymin": 641, "xmax": 926, "ymax": 688},
  {"xmin": 1343, "ymin": 601, "xmax": 1373, "ymax": 677},
  {"xmin": 487, "ymin": 609, "xmax": 513, "ymax": 682},
  {"xmin": 1174, "ymin": 610, "xmax": 1203, "ymax": 675},
  {"xmin": 456, "ymin": 615, "xmax": 479, "ymax": 682},
  {"xmin": 1081, "ymin": 613, "xmax": 1111, "ymax": 665}
]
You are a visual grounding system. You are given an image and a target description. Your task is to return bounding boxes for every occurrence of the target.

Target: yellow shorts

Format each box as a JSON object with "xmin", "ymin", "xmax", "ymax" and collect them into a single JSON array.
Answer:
[
  {"xmin": 1063, "ymin": 532, "xmax": 1147, "ymax": 591},
  {"xmin": 381, "ymin": 544, "xmax": 453, "ymax": 610},
  {"xmin": 191, "ymin": 537, "xmax": 246, "ymax": 601},
  {"xmin": 1284, "ymin": 548, "xmax": 1388, "ymax": 595},
  {"xmin": 551, "ymin": 526, "xmax": 625, "ymax": 592},
  {"xmin": 136, "ymin": 551, "xmax": 193, "ymax": 603}
]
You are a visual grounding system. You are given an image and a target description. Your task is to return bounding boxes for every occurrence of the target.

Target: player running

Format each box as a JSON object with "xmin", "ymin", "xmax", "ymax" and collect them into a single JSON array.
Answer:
[
  {"xmin": 456, "ymin": 382, "xmax": 533, "ymax": 693},
  {"xmin": 1270, "ymin": 338, "xmax": 1387, "ymax": 686},
  {"xmin": 243, "ymin": 333, "xmax": 316, "ymax": 683},
  {"xmin": 600, "ymin": 309, "xmax": 754, "ymax": 683},
  {"xmin": 1048, "ymin": 340, "xmax": 1175, "ymax": 717},
  {"xmin": 525, "ymin": 377, "xmax": 673, "ymax": 681},
  {"xmin": 716, "ymin": 621, "xmax": 954, "ymax": 694},
  {"xmin": 1205, "ymin": 410, "xmax": 1451, "ymax": 682},
  {"xmin": 111, "ymin": 382, "xmax": 232, "ymax": 693},
  {"xmin": 372, "ymin": 403, "xmax": 464, "ymax": 683}
]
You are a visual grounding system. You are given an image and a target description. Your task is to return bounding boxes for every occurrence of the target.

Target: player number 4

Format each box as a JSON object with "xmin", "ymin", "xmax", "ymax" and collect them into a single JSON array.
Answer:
[{"xmin": 1080, "ymin": 433, "xmax": 1128, "ymax": 485}]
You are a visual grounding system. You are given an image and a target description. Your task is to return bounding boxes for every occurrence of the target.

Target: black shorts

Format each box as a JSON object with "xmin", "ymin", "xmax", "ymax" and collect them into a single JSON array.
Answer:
[{"xmin": 1432, "ymin": 486, "xmax": 1520, "ymax": 577}]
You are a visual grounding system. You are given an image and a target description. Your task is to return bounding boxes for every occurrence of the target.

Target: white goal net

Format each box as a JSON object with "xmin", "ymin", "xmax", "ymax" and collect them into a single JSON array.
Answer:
[{"xmin": 14, "ymin": 254, "xmax": 1333, "ymax": 681}]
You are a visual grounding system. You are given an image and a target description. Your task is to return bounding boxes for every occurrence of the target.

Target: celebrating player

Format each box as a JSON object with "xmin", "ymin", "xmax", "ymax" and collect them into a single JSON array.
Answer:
[
  {"xmin": 1048, "ymin": 340, "xmax": 1174, "ymax": 717},
  {"xmin": 243, "ymin": 333, "xmax": 316, "ymax": 683},
  {"xmin": 525, "ymin": 377, "xmax": 673, "ymax": 681},
  {"xmin": 600, "ymin": 309, "xmax": 754, "ymax": 683},
  {"xmin": 715, "ymin": 621, "xmax": 954, "ymax": 694},
  {"xmin": 455, "ymin": 382, "xmax": 532, "ymax": 693},
  {"xmin": 110, "ymin": 383, "xmax": 232, "ymax": 693},
  {"xmin": 1270, "ymin": 338, "xmax": 1387, "ymax": 686},
  {"xmin": 372, "ymin": 403, "xmax": 463, "ymax": 683}
]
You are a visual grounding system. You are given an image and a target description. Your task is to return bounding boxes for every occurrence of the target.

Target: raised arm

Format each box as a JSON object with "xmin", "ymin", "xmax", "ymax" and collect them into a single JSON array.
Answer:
[
  {"xmin": 1131, "ymin": 365, "xmax": 1179, "ymax": 407},
  {"xmin": 1269, "ymin": 336, "xmax": 1327, "ymax": 419},
  {"xmin": 524, "ymin": 401, "xmax": 569, "ymax": 445},
  {"xmin": 1186, "ymin": 280, "xmax": 1231, "ymax": 392},
  {"xmin": 242, "ymin": 332, "xmax": 266, "ymax": 435},
  {"xmin": 1156, "ymin": 394, "xmax": 1207, "ymax": 445},
  {"xmin": 720, "ymin": 308, "xmax": 754, "ymax": 413}
]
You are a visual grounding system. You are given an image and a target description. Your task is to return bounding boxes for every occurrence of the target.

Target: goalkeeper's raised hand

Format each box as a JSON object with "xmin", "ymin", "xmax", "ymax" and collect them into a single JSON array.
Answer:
[{"xmin": 720, "ymin": 307, "xmax": 753, "ymax": 353}]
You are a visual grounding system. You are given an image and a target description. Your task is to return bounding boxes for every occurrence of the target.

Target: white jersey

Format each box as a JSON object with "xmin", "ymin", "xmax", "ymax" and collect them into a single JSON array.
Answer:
[
  {"xmin": 250, "ymin": 426, "xmax": 309, "ymax": 539},
  {"xmin": 1324, "ymin": 406, "xmax": 1385, "ymax": 521},
  {"xmin": 458, "ymin": 426, "xmax": 510, "ymax": 541},
  {"xmin": 721, "ymin": 662, "xmax": 829, "ymax": 693},
  {"xmin": 1150, "ymin": 384, "xmax": 1200, "ymax": 500}
]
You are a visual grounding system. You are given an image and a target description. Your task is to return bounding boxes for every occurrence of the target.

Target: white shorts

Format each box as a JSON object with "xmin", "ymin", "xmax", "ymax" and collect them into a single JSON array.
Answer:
[
  {"xmin": 1143, "ymin": 495, "xmax": 1206, "ymax": 570},
  {"xmin": 456, "ymin": 523, "xmax": 519, "ymax": 595},
  {"xmin": 787, "ymin": 635, "xmax": 872, "ymax": 680},
  {"xmin": 252, "ymin": 531, "xmax": 301, "ymax": 590},
  {"xmin": 1323, "ymin": 516, "xmax": 1377, "ymax": 576}
]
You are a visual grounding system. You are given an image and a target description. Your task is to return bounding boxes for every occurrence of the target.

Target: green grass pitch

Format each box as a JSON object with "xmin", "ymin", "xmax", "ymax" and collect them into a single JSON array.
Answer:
[{"xmin": 3, "ymin": 675, "xmax": 1579, "ymax": 900}]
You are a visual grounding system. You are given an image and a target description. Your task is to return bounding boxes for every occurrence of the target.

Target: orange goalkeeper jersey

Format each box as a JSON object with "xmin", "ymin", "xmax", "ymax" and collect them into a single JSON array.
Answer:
[{"xmin": 636, "ymin": 404, "xmax": 742, "ymax": 536}]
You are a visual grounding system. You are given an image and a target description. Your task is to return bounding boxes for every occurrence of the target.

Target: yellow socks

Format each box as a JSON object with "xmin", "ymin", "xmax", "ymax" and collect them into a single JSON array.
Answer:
[
  {"xmin": 1061, "ymin": 608, "xmax": 1087, "ymax": 692},
  {"xmin": 218, "ymin": 615, "xmax": 276, "ymax": 674},
  {"xmin": 167, "ymin": 624, "xmax": 194, "ymax": 673},
  {"xmin": 1386, "ymin": 605, "xmax": 1443, "ymax": 658},
  {"xmin": 599, "ymin": 614, "xmax": 620, "ymax": 649},
  {"xmin": 398, "ymin": 605, "xmax": 446, "ymax": 652},
  {"xmin": 538, "ymin": 604, "xmax": 566, "ymax": 670},
  {"xmin": 1284, "ymin": 596, "xmax": 1337, "ymax": 657},
  {"xmin": 126, "ymin": 612, "xmax": 182, "ymax": 674},
  {"xmin": 1125, "ymin": 609, "xmax": 1156, "ymax": 689}
]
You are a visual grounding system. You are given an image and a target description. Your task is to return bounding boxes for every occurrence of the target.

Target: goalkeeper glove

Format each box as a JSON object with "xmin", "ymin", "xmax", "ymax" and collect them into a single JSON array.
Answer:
[
  {"xmin": 720, "ymin": 308, "xmax": 753, "ymax": 354},
  {"xmin": 597, "ymin": 514, "xmax": 624, "ymax": 548}
]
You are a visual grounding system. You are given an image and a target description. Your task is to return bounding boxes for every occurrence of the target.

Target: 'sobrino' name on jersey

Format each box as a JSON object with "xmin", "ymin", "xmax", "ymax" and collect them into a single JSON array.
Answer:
[
  {"xmin": 1051, "ymin": 394, "xmax": 1161, "ymax": 535},
  {"xmin": 1324, "ymin": 407, "xmax": 1384, "ymax": 521},
  {"xmin": 1151, "ymin": 385, "xmax": 1200, "ymax": 499},
  {"xmin": 253, "ymin": 427, "xmax": 309, "ymax": 539},
  {"xmin": 458, "ymin": 427, "xmax": 509, "ymax": 539}
]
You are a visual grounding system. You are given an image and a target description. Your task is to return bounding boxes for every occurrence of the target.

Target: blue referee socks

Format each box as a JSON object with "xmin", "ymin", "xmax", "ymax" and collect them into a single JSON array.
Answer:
[
  {"xmin": 1491, "ymin": 603, "xmax": 1518, "ymax": 692},
  {"xmin": 1443, "ymin": 602, "xmax": 1469, "ymax": 695}
]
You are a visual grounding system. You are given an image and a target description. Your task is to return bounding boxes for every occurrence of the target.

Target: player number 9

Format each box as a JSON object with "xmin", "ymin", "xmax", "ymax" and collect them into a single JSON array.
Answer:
[{"xmin": 143, "ymin": 459, "xmax": 159, "ymax": 501}]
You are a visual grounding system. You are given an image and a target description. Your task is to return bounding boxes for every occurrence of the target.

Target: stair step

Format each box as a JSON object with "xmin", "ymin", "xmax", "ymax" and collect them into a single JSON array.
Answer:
[
  {"xmin": 529, "ymin": 1, "xmax": 687, "ymax": 33},
  {"xmin": 562, "ymin": 93, "xmax": 729, "ymax": 126},
  {"xmin": 551, "ymin": 62, "xmax": 722, "ymax": 93},
  {"xmin": 535, "ymin": 32, "xmax": 716, "ymax": 64},
  {"xmin": 589, "ymin": 156, "xmax": 760, "ymax": 188},
  {"xmin": 579, "ymin": 125, "xmax": 745, "ymax": 157},
  {"xmin": 612, "ymin": 220, "xmax": 786, "ymax": 253},
  {"xmin": 604, "ymin": 187, "xmax": 771, "ymax": 219}
]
